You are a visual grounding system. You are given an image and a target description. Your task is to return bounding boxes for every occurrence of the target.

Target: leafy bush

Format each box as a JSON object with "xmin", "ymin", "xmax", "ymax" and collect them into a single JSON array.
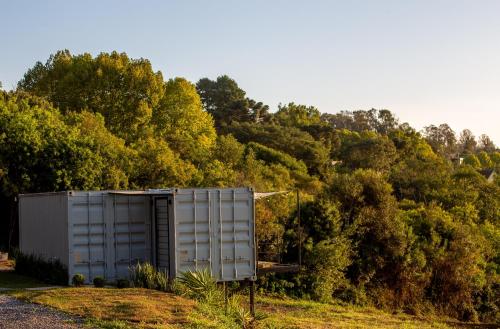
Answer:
[
  {"xmin": 257, "ymin": 273, "xmax": 298, "ymax": 297},
  {"xmin": 13, "ymin": 250, "xmax": 68, "ymax": 285},
  {"xmin": 72, "ymin": 274, "xmax": 85, "ymax": 287},
  {"xmin": 337, "ymin": 284, "xmax": 369, "ymax": 306},
  {"xmin": 129, "ymin": 262, "xmax": 171, "ymax": 292},
  {"xmin": 247, "ymin": 141, "xmax": 308, "ymax": 173},
  {"xmin": 116, "ymin": 279, "xmax": 130, "ymax": 289},
  {"xmin": 307, "ymin": 238, "xmax": 352, "ymax": 302},
  {"xmin": 93, "ymin": 276, "xmax": 105, "ymax": 288}
]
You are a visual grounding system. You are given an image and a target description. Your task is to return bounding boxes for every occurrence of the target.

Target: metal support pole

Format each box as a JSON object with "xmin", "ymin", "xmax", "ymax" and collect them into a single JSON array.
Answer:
[
  {"xmin": 224, "ymin": 281, "xmax": 228, "ymax": 315},
  {"xmin": 250, "ymin": 280, "xmax": 255, "ymax": 317},
  {"xmin": 297, "ymin": 190, "xmax": 301, "ymax": 268}
]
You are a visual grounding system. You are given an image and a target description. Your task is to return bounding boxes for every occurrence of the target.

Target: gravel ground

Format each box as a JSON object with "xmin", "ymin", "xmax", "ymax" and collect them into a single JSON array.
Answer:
[{"xmin": 0, "ymin": 295, "xmax": 86, "ymax": 329}]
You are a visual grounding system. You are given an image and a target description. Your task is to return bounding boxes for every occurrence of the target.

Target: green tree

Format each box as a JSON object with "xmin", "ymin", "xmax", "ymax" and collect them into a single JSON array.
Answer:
[
  {"xmin": 490, "ymin": 152, "xmax": 500, "ymax": 166},
  {"xmin": 322, "ymin": 109, "xmax": 398, "ymax": 134},
  {"xmin": 153, "ymin": 77, "xmax": 216, "ymax": 163},
  {"xmin": 307, "ymin": 238, "xmax": 352, "ymax": 302},
  {"xmin": 478, "ymin": 134, "xmax": 496, "ymax": 153},
  {"xmin": 246, "ymin": 142, "xmax": 308, "ymax": 174},
  {"xmin": 0, "ymin": 92, "xmax": 110, "ymax": 248},
  {"xmin": 403, "ymin": 204, "xmax": 488, "ymax": 320},
  {"xmin": 274, "ymin": 102, "xmax": 321, "ymax": 127},
  {"xmin": 459, "ymin": 129, "xmax": 477, "ymax": 154},
  {"xmin": 213, "ymin": 134, "xmax": 245, "ymax": 168},
  {"xmin": 65, "ymin": 111, "xmax": 134, "ymax": 189},
  {"xmin": 335, "ymin": 130, "xmax": 397, "ymax": 173},
  {"xmin": 477, "ymin": 151, "xmax": 493, "ymax": 168},
  {"xmin": 390, "ymin": 137, "xmax": 450, "ymax": 203},
  {"xmin": 18, "ymin": 50, "xmax": 165, "ymax": 139},
  {"xmin": 131, "ymin": 136, "xmax": 198, "ymax": 188},
  {"xmin": 300, "ymin": 196, "xmax": 341, "ymax": 243},
  {"xmin": 329, "ymin": 169, "xmax": 407, "ymax": 289},
  {"xmin": 463, "ymin": 154, "xmax": 481, "ymax": 168},
  {"xmin": 224, "ymin": 122, "xmax": 330, "ymax": 175},
  {"xmin": 196, "ymin": 75, "xmax": 250, "ymax": 126},
  {"xmin": 444, "ymin": 166, "xmax": 500, "ymax": 224},
  {"xmin": 422, "ymin": 123, "xmax": 457, "ymax": 158}
]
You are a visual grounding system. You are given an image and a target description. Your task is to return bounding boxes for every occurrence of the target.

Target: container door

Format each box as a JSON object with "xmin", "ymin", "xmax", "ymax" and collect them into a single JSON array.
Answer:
[
  {"xmin": 109, "ymin": 195, "xmax": 152, "ymax": 280},
  {"xmin": 173, "ymin": 190, "xmax": 212, "ymax": 275},
  {"xmin": 68, "ymin": 192, "xmax": 107, "ymax": 284},
  {"xmin": 155, "ymin": 197, "xmax": 169, "ymax": 275},
  {"xmin": 174, "ymin": 188, "xmax": 256, "ymax": 282},
  {"xmin": 211, "ymin": 189, "xmax": 256, "ymax": 281}
]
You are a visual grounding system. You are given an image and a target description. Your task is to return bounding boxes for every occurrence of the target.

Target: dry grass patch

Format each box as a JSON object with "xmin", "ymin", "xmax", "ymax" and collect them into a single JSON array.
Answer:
[
  {"xmin": 10, "ymin": 287, "xmax": 195, "ymax": 327},
  {"xmin": 0, "ymin": 259, "xmax": 15, "ymax": 271},
  {"xmin": 255, "ymin": 296, "xmax": 462, "ymax": 329}
]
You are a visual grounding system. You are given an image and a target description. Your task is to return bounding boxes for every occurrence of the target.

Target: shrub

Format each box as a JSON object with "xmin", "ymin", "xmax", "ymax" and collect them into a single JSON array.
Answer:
[
  {"xmin": 257, "ymin": 273, "xmax": 299, "ymax": 297},
  {"xmin": 129, "ymin": 262, "xmax": 172, "ymax": 292},
  {"xmin": 307, "ymin": 238, "xmax": 352, "ymax": 302},
  {"xmin": 72, "ymin": 274, "xmax": 85, "ymax": 287},
  {"xmin": 337, "ymin": 283, "xmax": 369, "ymax": 306},
  {"xmin": 13, "ymin": 250, "xmax": 68, "ymax": 285},
  {"xmin": 116, "ymin": 278, "xmax": 130, "ymax": 289},
  {"xmin": 155, "ymin": 270, "xmax": 169, "ymax": 292},
  {"xmin": 130, "ymin": 262, "xmax": 156, "ymax": 289},
  {"xmin": 93, "ymin": 276, "xmax": 105, "ymax": 288}
]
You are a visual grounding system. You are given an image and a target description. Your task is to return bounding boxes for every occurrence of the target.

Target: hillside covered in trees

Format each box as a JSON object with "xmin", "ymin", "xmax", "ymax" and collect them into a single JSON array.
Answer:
[{"xmin": 1, "ymin": 51, "xmax": 499, "ymax": 323}]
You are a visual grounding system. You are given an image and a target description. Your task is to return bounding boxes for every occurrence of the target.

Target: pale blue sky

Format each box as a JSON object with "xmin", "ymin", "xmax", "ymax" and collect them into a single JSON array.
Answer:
[{"xmin": 1, "ymin": 0, "xmax": 499, "ymax": 143}]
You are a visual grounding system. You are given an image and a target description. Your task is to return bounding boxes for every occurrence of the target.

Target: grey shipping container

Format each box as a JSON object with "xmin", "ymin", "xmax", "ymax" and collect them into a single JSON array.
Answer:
[{"xmin": 18, "ymin": 187, "xmax": 256, "ymax": 284}]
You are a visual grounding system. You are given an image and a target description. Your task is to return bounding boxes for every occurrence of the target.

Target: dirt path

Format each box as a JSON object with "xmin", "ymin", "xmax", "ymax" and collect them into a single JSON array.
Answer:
[{"xmin": 0, "ymin": 295, "xmax": 85, "ymax": 329}]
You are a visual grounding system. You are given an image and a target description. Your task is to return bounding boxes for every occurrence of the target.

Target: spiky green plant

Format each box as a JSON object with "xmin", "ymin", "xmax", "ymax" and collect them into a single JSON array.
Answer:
[
  {"xmin": 177, "ymin": 268, "xmax": 219, "ymax": 301},
  {"xmin": 129, "ymin": 262, "xmax": 174, "ymax": 292},
  {"xmin": 155, "ymin": 269, "xmax": 169, "ymax": 292},
  {"xmin": 227, "ymin": 294, "xmax": 253, "ymax": 328},
  {"xmin": 130, "ymin": 262, "xmax": 157, "ymax": 289}
]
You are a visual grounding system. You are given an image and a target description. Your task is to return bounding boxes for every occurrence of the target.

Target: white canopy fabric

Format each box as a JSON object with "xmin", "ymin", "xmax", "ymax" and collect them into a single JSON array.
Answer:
[{"xmin": 254, "ymin": 191, "xmax": 291, "ymax": 199}]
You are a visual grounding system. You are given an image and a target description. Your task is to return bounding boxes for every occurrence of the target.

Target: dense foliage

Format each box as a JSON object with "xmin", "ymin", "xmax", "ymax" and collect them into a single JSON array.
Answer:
[
  {"xmin": 14, "ymin": 250, "xmax": 69, "ymax": 285},
  {"xmin": 130, "ymin": 262, "xmax": 170, "ymax": 292},
  {"xmin": 1, "ymin": 50, "xmax": 499, "ymax": 322}
]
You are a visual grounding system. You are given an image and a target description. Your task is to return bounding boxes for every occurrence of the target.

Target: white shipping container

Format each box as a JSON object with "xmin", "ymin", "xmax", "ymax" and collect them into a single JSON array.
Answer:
[{"xmin": 18, "ymin": 187, "xmax": 256, "ymax": 284}]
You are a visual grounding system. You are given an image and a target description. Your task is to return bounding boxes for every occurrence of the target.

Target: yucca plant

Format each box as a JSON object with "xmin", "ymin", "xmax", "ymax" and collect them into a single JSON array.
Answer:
[
  {"xmin": 129, "ymin": 262, "xmax": 174, "ymax": 292},
  {"xmin": 155, "ymin": 269, "xmax": 169, "ymax": 292},
  {"xmin": 130, "ymin": 262, "xmax": 157, "ymax": 289},
  {"xmin": 233, "ymin": 306, "xmax": 253, "ymax": 328},
  {"xmin": 177, "ymin": 268, "xmax": 219, "ymax": 301},
  {"xmin": 227, "ymin": 294, "xmax": 253, "ymax": 328}
]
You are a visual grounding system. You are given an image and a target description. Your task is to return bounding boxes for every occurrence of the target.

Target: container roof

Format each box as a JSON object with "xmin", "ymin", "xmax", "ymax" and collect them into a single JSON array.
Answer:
[{"xmin": 108, "ymin": 189, "xmax": 175, "ymax": 195}]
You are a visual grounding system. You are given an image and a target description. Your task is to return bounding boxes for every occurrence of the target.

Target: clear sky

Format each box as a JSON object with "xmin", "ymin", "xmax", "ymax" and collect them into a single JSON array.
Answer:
[{"xmin": 1, "ymin": 0, "xmax": 499, "ymax": 143}]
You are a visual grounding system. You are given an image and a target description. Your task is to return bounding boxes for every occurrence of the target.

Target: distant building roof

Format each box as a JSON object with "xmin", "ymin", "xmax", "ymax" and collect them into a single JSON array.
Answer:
[{"xmin": 479, "ymin": 168, "xmax": 497, "ymax": 182}]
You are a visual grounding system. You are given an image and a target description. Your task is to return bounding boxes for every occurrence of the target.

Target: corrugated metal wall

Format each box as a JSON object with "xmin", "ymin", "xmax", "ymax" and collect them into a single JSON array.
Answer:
[
  {"xmin": 19, "ymin": 193, "xmax": 69, "ymax": 266},
  {"xmin": 67, "ymin": 192, "xmax": 152, "ymax": 283},
  {"xmin": 19, "ymin": 188, "xmax": 256, "ymax": 284},
  {"xmin": 173, "ymin": 188, "xmax": 256, "ymax": 281}
]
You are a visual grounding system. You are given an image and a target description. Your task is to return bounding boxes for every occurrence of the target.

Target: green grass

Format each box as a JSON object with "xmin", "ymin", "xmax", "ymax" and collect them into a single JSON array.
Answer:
[
  {"xmin": 0, "ymin": 272, "xmax": 491, "ymax": 329},
  {"xmin": 0, "ymin": 270, "xmax": 47, "ymax": 289}
]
